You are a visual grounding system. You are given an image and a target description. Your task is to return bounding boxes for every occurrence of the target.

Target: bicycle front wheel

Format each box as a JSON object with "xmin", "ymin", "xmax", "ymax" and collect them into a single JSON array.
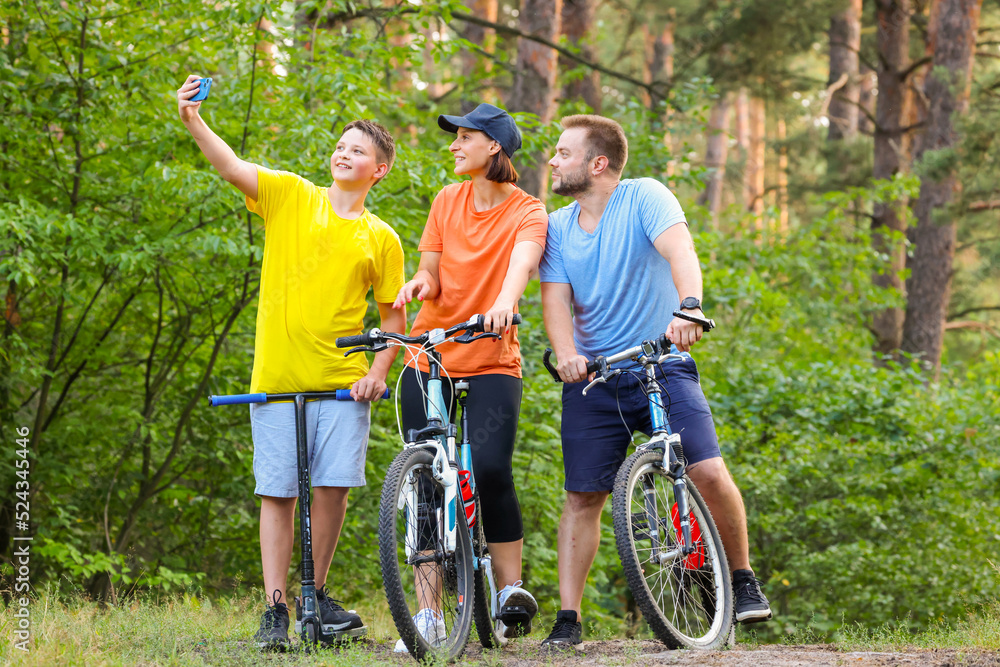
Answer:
[
  {"xmin": 379, "ymin": 447, "xmax": 475, "ymax": 662},
  {"xmin": 472, "ymin": 492, "xmax": 507, "ymax": 648},
  {"xmin": 612, "ymin": 449, "xmax": 734, "ymax": 649}
]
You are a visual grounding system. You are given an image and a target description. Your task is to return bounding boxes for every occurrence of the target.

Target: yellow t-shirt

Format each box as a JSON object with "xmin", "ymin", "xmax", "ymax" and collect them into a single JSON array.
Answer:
[{"xmin": 246, "ymin": 166, "xmax": 405, "ymax": 393}]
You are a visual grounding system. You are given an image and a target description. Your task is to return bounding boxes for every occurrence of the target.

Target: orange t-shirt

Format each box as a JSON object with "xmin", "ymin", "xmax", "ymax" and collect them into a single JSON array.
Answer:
[{"xmin": 409, "ymin": 181, "xmax": 548, "ymax": 378}]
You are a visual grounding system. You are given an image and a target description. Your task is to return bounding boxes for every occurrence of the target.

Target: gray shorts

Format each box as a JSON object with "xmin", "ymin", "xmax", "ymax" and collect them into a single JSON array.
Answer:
[{"xmin": 250, "ymin": 399, "xmax": 371, "ymax": 497}]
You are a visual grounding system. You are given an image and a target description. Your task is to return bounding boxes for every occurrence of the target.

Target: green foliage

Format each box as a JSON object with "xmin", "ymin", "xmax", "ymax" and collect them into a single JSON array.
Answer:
[
  {"xmin": 693, "ymin": 189, "xmax": 1000, "ymax": 640},
  {"xmin": 1, "ymin": 0, "xmax": 997, "ymax": 649}
]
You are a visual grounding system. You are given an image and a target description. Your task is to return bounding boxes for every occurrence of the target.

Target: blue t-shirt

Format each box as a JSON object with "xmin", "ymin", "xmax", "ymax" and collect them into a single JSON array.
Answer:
[{"xmin": 539, "ymin": 178, "xmax": 687, "ymax": 361}]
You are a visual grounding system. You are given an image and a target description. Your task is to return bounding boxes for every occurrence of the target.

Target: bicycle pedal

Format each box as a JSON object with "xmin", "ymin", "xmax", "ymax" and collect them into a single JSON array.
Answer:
[
  {"xmin": 497, "ymin": 605, "xmax": 531, "ymax": 625},
  {"xmin": 631, "ymin": 512, "xmax": 652, "ymax": 540}
]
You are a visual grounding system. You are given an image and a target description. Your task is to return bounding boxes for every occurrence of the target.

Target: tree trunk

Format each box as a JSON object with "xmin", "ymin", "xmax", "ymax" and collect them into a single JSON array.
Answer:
[
  {"xmin": 651, "ymin": 14, "xmax": 676, "ymax": 176},
  {"xmin": 508, "ymin": 0, "xmax": 562, "ymax": 202},
  {"xmin": 641, "ymin": 14, "xmax": 674, "ymax": 112},
  {"xmin": 560, "ymin": 0, "xmax": 600, "ymax": 112},
  {"xmin": 460, "ymin": 0, "xmax": 499, "ymax": 113},
  {"xmin": 870, "ymin": 0, "xmax": 911, "ymax": 356},
  {"xmin": 697, "ymin": 95, "xmax": 730, "ymax": 228},
  {"xmin": 734, "ymin": 88, "xmax": 750, "ymax": 154},
  {"xmin": 744, "ymin": 96, "xmax": 766, "ymax": 222},
  {"xmin": 858, "ymin": 64, "xmax": 875, "ymax": 135},
  {"xmin": 827, "ymin": 0, "xmax": 862, "ymax": 141},
  {"xmin": 776, "ymin": 117, "xmax": 789, "ymax": 232},
  {"xmin": 901, "ymin": 0, "xmax": 982, "ymax": 372}
]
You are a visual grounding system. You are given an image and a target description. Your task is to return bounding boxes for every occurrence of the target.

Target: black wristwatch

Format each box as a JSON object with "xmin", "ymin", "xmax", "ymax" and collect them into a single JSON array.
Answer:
[{"xmin": 679, "ymin": 296, "xmax": 702, "ymax": 311}]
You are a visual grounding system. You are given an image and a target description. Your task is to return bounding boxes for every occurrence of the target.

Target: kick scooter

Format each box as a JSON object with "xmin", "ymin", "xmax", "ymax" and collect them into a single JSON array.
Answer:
[{"xmin": 208, "ymin": 387, "xmax": 389, "ymax": 650}]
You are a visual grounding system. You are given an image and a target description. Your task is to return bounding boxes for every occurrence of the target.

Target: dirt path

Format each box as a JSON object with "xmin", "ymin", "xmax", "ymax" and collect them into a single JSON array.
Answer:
[{"xmin": 357, "ymin": 640, "xmax": 1000, "ymax": 667}]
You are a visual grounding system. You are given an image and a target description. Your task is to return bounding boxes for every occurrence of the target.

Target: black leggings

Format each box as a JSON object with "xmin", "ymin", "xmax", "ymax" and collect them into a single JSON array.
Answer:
[{"xmin": 400, "ymin": 366, "xmax": 524, "ymax": 543}]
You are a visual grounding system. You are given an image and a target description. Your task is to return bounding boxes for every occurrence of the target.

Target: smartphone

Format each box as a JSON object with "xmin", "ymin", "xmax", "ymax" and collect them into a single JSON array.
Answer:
[{"xmin": 190, "ymin": 77, "xmax": 212, "ymax": 102}]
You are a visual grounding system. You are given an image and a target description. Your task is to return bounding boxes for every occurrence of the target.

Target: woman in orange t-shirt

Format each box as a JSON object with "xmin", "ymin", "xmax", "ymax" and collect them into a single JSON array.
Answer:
[{"xmin": 392, "ymin": 103, "xmax": 547, "ymax": 644}]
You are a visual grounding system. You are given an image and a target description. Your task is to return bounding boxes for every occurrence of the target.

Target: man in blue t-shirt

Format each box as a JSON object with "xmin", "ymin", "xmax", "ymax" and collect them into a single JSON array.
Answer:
[{"xmin": 538, "ymin": 115, "xmax": 772, "ymax": 647}]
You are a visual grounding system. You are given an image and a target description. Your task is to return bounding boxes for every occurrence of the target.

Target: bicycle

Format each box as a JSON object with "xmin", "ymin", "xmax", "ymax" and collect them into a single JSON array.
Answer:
[
  {"xmin": 336, "ymin": 314, "xmax": 522, "ymax": 662},
  {"xmin": 542, "ymin": 313, "xmax": 735, "ymax": 650},
  {"xmin": 207, "ymin": 387, "xmax": 388, "ymax": 650}
]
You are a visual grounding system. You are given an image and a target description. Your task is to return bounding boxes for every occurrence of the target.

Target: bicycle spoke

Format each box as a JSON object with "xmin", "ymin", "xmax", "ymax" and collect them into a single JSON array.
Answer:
[
  {"xmin": 394, "ymin": 465, "xmax": 461, "ymax": 638},
  {"xmin": 619, "ymin": 459, "xmax": 729, "ymax": 646},
  {"xmin": 381, "ymin": 450, "xmax": 473, "ymax": 659}
]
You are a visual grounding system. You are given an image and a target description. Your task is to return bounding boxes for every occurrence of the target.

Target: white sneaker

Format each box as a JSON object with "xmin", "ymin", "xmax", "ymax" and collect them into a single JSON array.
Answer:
[
  {"xmin": 497, "ymin": 580, "xmax": 537, "ymax": 637},
  {"xmin": 393, "ymin": 608, "xmax": 447, "ymax": 653}
]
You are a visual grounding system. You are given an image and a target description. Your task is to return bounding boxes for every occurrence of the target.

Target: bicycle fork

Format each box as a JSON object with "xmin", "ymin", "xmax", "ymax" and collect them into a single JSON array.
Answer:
[{"xmin": 402, "ymin": 435, "xmax": 460, "ymax": 561}]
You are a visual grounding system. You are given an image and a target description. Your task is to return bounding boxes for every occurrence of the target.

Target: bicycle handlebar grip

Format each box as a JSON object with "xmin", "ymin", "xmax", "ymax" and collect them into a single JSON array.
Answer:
[
  {"xmin": 472, "ymin": 313, "xmax": 523, "ymax": 331},
  {"xmin": 671, "ymin": 309, "xmax": 716, "ymax": 331},
  {"xmin": 336, "ymin": 332, "xmax": 371, "ymax": 348},
  {"xmin": 209, "ymin": 393, "xmax": 268, "ymax": 406},
  {"xmin": 543, "ymin": 348, "xmax": 603, "ymax": 381},
  {"xmin": 334, "ymin": 388, "xmax": 391, "ymax": 400},
  {"xmin": 542, "ymin": 349, "xmax": 562, "ymax": 382}
]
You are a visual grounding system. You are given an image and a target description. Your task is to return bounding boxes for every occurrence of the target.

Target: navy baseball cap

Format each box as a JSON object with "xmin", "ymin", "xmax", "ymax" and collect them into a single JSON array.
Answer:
[{"xmin": 438, "ymin": 103, "xmax": 523, "ymax": 157}]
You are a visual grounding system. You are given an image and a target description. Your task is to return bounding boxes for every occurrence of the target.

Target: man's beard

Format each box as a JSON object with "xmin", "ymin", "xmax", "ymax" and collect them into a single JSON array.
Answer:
[{"xmin": 552, "ymin": 168, "xmax": 592, "ymax": 196}]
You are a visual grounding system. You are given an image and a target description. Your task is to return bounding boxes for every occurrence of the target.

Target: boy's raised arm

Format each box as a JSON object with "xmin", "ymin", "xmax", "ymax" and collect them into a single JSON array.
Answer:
[{"xmin": 177, "ymin": 75, "xmax": 258, "ymax": 201}]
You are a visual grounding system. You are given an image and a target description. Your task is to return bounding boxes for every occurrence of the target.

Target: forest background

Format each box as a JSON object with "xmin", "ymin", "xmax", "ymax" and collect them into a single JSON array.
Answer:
[{"xmin": 1, "ymin": 0, "xmax": 999, "ymax": 643}]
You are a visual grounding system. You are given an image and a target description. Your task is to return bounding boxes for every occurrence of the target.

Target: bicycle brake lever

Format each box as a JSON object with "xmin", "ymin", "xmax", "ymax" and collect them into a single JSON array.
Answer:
[
  {"xmin": 343, "ymin": 344, "xmax": 388, "ymax": 356},
  {"xmin": 582, "ymin": 369, "xmax": 621, "ymax": 396},
  {"xmin": 454, "ymin": 331, "xmax": 500, "ymax": 344}
]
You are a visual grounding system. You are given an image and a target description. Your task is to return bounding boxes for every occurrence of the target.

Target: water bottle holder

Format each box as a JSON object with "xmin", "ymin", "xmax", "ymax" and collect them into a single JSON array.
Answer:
[{"xmin": 458, "ymin": 470, "xmax": 476, "ymax": 528}]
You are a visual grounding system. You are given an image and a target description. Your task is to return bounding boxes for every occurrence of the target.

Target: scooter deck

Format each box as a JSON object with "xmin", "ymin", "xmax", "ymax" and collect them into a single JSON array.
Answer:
[{"xmin": 294, "ymin": 619, "xmax": 368, "ymax": 643}]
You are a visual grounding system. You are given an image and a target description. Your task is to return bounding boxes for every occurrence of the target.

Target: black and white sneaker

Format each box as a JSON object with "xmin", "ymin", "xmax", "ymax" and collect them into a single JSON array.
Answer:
[
  {"xmin": 733, "ymin": 570, "xmax": 772, "ymax": 624},
  {"xmin": 253, "ymin": 590, "xmax": 290, "ymax": 651},
  {"xmin": 540, "ymin": 609, "xmax": 582, "ymax": 649},
  {"xmin": 295, "ymin": 586, "xmax": 367, "ymax": 640}
]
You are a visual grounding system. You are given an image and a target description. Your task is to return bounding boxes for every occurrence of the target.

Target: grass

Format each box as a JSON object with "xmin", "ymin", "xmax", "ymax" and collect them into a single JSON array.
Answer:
[
  {"xmin": 838, "ymin": 564, "xmax": 1000, "ymax": 653},
  {"xmin": 837, "ymin": 603, "xmax": 1000, "ymax": 653},
  {"xmin": 0, "ymin": 590, "xmax": 420, "ymax": 666},
  {"xmin": 2, "ymin": 590, "xmax": 998, "ymax": 665}
]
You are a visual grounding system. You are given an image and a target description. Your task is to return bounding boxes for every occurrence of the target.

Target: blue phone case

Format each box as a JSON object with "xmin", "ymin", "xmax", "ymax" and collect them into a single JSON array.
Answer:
[{"xmin": 191, "ymin": 77, "xmax": 212, "ymax": 102}]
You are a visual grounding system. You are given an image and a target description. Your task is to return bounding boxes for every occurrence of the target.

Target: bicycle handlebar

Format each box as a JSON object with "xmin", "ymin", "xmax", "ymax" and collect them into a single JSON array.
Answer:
[
  {"xmin": 208, "ymin": 388, "xmax": 390, "ymax": 406},
  {"xmin": 543, "ymin": 310, "xmax": 717, "ymax": 383},
  {"xmin": 335, "ymin": 313, "xmax": 523, "ymax": 350}
]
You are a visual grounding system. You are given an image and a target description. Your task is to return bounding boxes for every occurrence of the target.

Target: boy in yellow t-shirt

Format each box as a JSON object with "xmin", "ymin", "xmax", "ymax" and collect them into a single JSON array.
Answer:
[{"xmin": 176, "ymin": 75, "xmax": 406, "ymax": 650}]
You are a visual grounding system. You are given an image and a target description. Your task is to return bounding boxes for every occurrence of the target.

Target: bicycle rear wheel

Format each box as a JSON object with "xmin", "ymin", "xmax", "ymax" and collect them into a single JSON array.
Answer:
[
  {"xmin": 612, "ymin": 449, "xmax": 734, "ymax": 649},
  {"xmin": 379, "ymin": 447, "xmax": 474, "ymax": 662},
  {"xmin": 472, "ymin": 492, "xmax": 507, "ymax": 648}
]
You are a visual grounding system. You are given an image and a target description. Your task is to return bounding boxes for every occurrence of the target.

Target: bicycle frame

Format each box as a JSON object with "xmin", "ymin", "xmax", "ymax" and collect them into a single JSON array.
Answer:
[
  {"xmin": 546, "ymin": 336, "xmax": 700, "ymax": 561},
  {"xmin": 399, "ymin": 348, "xmax": 460, "ymax": 561},
  {"xmin": 338, "ymin": 314, "xmax": 514, "ymax": 628},
  {"xmin": 402, "ymin": 343, "xmax": 498, "ymax": 604},
  {"xmin": 628, "ymin": 344, "xmax": 698, "ymax": 564}
]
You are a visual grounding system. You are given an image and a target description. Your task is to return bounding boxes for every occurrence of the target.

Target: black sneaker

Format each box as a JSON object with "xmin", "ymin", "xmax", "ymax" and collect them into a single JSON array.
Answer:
[
  {"xmin": 541, "ymin": 609, "xmax": 582, "ymax": 649},
  {"xmin": 253, "ymin": 590, "xmax": 290, "ymax": 651},
  {"xmin": 733, "ymin": 570, "xmax": 772, "ymax": 624},
  {"xmin": 294, "ymin": 586, "xmax": 367, "ymax": 640}
]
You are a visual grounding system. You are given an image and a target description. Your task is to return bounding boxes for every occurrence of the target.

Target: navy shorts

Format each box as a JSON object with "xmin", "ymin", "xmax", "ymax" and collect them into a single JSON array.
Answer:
[{"xmin": 561, "ymin": 356, "xmax": 722, "ymax": 493}]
